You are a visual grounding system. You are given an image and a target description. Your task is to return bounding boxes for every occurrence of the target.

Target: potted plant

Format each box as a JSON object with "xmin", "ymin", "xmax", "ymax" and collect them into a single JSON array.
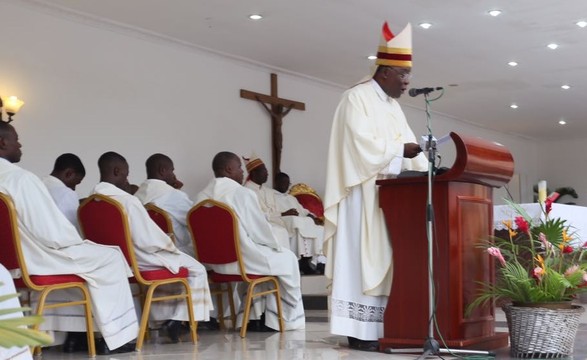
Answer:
[{"xmin": 468, "ymin": 199, "xmax": 587, "ymax": 358}]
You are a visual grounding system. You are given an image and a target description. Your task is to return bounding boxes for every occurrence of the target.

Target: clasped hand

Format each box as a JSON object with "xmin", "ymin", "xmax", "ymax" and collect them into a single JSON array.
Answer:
[{"xmin": 281, "ymin": 208, "xmax": 299, "ymax": 216}]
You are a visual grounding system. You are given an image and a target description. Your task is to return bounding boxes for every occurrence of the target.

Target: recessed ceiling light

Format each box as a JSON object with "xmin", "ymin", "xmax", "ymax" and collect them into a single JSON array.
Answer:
[
  {"xmin": 510, "ymin": 104, "xmax": 518, "ymax": 109},
  {"xmin": 419, "ymin": 22, "xmax": 432, "ymax": 29},
  {"xmin": 248, "ymin": 14, "xmax": 263, "ymax": 20},
  {"xmin": 547, "ymin": 43, "xmax": 559, "ymax": 50},
  {"xmin": 561, "ymin": 85, "xmax": 571, "ymax": 90},
  {"xmin": 508, "ymin": 61, "xmax": 518, "ymax": 67},
  {"xmin": 576, "ymin": 21, "xmax": 587, "ymax": 28},
  {"xmin": 488, "ymin": 10, "xmax": 502, "ymax": 17},
  {"xmin": 367, "ymin": 55, "xmax": 377, "ymax": 60},
  {"xmin": 559, "ymin": 120, "xmax": 567, "ymax": 125}
]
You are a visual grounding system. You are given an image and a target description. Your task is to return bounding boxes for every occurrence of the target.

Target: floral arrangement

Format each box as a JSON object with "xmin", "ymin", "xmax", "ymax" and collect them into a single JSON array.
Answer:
[{"xmin": 468, "ymin": 198, "xmax": 587, "ymax": 312}]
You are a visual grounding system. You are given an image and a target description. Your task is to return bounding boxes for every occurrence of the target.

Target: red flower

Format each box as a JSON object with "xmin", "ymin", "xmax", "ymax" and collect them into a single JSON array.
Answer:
[
  {"xmin": 563, "ymin": 245, "xmax": 574, "ymax": 254},
  {"xmin": 515, "ymin": 216, "xmax": 530, "ymax": 234},
  {"xmin": 545, "ymin": 197, "xmax": 554, "ymax": 214}
]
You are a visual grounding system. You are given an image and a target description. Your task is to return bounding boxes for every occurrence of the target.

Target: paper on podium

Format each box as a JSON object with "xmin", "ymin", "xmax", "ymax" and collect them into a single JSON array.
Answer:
[
  {"xmin": 436, "ymin": 133, "xmax": 451, "ymax": 147},
  {"xmin": 419, "ymin": 133, "xmax": 451, "ymax": 150}
]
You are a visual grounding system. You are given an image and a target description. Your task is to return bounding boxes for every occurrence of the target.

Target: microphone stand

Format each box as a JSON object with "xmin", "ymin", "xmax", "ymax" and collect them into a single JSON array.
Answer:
[{"xmin": 384, "ymin": 90, "xmax": 494, "ymax": 358}]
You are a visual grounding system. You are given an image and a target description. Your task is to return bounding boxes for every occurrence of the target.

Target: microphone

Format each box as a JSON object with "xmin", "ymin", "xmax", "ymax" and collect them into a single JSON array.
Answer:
[{"xmin": 408, "ymin": 87, "xmax": 443, "ymax": 97}]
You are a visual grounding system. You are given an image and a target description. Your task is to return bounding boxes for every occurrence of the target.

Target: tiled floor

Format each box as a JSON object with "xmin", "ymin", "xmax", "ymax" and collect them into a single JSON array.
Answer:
[{"xmin": 36, "ymin": 307, "xmax": 587, "ymax": 360}]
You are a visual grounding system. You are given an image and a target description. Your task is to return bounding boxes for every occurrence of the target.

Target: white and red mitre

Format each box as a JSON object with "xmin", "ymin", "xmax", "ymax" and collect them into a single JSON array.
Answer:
[{"xmin": 375, "ymin": 22, "xmax": 412, "ymax": 68}]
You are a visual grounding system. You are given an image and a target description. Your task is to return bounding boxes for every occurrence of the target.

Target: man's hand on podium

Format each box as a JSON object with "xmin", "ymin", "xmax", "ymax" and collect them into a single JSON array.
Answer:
[{"xmin": 403, "ymin": 143, "xmax": 422, "ymax": 158}]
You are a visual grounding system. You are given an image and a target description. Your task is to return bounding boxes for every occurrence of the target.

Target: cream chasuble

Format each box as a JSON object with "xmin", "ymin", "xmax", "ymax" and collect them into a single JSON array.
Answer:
[
  {"xmin": 323, "ymin": 80, "xmax": 427, "ymax": 340},
  {"xmin": 324, "ymin": 79, "xmax": 427, "ymax": 295}
]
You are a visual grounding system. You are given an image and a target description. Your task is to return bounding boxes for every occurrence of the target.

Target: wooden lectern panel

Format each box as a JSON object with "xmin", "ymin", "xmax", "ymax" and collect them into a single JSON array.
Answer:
[{"xmin": 376, "ymin": 132, "xmax": 511, "ymax": 350}]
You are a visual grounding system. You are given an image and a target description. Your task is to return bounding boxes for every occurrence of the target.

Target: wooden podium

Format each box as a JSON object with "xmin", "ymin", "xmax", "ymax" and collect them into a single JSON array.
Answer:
[{"xmin": 376, "ymin": 132, "xmax": 514, "ymax": 351}]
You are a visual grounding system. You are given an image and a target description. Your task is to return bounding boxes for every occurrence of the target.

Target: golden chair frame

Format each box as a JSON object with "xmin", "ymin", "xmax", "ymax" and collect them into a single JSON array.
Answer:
[{"xmin": 145, "ymin": 203, "xmax": 176, "ymax": 244}]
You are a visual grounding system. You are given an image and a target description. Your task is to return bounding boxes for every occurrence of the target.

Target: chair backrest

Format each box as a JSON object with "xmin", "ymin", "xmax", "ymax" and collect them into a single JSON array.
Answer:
[
  {"xmin": 0, "ymin": 192, "xmax": 35, "ymax": 288},
  {"xmin": 187, "ymin": 199, "xmax": 247, "ymax": 275},
  {"xmin": 289, "ymin": 183, "xmax": 324, "ymax": 219},
  {"xmin": 145, "ymin": 203, "xmax": 173, "ymax": 237},
  {"xmin": 78, "ymin": 194, "xmax": 141, "ymax": 279}
]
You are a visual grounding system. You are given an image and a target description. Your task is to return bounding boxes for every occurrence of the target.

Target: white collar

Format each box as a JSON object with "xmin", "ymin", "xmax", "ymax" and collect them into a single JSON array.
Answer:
[{"xmin": 370, "ymin": 79, "xmax": 392, "ymax": 103}]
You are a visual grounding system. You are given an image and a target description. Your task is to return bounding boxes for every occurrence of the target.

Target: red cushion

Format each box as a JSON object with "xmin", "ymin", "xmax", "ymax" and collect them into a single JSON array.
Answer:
[
  {"xmin": 295, "ymin": 194, "xmax": 324, "ymax": 218},
  {"xmin": 140, "ymin": 267, "xmax": 189, "ymax": 281},
  {"xmin": 209, "ymin": 271, "xmax": 266, "ymax": 283},
  {"xmin": 25, "ymin": 274, "xmax": 85, "ymax": 286}
]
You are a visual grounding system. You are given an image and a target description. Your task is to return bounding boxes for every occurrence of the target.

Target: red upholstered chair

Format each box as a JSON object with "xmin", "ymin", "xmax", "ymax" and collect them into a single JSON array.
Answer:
[
  {"xmin": 78, "ymin": 194, "xmax": 197, "ymax": 351},
  {"xmin": 187, "ymin": 199, "xmax": 285, "ymax": 338},
  {"xmin": 0, "ymin": 192, "xmax": 95, "ymax": 356},
  {"xmin": 145, "ymin": 203, "xmax": 175, "ymax": 243},
  {"xmin": 289, "ymin": 183, "xmax": 325, "ymax": 220},
  {"xmin": 145, "ymin": 202, "xmax": 235, "ymax": 330}
]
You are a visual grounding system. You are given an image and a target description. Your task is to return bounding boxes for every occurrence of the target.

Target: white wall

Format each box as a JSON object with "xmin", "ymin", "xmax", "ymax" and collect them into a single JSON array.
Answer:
[{"xmin": 0, "ymin": 1, "xmax": 538, "ymax": 204}]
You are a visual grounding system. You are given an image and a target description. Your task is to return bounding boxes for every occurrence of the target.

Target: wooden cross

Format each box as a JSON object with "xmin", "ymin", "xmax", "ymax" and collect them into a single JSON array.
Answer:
[{"xmin": 240, "ymin": 73, "xmax": 306, "ymax": 181}]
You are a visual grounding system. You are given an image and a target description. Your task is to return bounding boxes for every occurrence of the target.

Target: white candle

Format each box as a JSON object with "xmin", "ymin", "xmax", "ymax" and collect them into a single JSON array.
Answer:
[{"xmin": 538, "ymin": 180, "xmax": 547, "ymax": 203}]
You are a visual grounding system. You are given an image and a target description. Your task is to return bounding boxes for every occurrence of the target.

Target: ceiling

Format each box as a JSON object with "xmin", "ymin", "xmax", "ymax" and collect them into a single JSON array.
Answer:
[{"xmin": 29, "ymin": 0, "xmax": 587, "ymax": 140}]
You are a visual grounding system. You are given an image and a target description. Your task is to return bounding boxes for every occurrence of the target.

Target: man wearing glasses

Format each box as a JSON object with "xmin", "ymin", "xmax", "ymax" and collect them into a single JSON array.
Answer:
[{"xmin": 323, "ymin": 22, "xmax": 427, "ymax": 352}]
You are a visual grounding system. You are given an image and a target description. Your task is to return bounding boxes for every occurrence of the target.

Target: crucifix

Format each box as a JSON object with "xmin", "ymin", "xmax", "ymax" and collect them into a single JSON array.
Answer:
[{"xmin": 240, "ymin": 73, "xmax": 306, "ymax": 181}]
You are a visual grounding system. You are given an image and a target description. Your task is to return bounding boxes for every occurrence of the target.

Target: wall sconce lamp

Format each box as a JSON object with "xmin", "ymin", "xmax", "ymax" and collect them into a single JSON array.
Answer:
[{"xmin": 0, "ymin": 96, "xmax": 25, "ymax": 123}]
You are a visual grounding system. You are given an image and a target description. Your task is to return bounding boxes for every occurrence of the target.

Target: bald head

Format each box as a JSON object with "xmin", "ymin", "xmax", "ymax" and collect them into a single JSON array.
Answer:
[
  {"xmin": 97, "ymin": 151, "xmax": 129, "ymax": 190},
  {"xmin": 212, "ymin": 151, "xmax": 244, "ymax": 184},
  {"xmin": 145, "ymin": 153, "xmax": 177, "ymax": 186}
]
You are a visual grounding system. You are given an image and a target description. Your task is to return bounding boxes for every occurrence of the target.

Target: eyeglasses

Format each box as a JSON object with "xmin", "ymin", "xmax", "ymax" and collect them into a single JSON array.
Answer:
[{"xmin": 389, "ymin": 67, "xmax": 412, "ymax": 81}]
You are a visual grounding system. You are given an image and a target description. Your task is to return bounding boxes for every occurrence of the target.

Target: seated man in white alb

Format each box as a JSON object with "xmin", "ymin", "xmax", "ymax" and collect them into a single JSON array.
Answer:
[
  {"xmin": 92, "ymin": 151, "xmax": 213, "ymax": 342},
  {"xmin": 0, "ymin": 122, "xmax": 138, "ymax": 355},
  {"xmin": 42, "ymin": 154, "xmax": 96, "ymax": 351},
  {"xmin": 42, "ymin": 153, "xmax": 86, "ymax": 229},
  {"xmin": 273, "ymin": 172, "xmax": 326, "ymax": 274},
  {"xmin": 135, "ymin": 153, "xmax": 228, "ymax": 329},
  {"xmin": 243, "ymin": 155, "xmax": 325, "ymax": 275},
  {"xmin": 134, "ymin": 153, "xmax": 194, "ymax": 257},
  {"xmin": 195, "ymin": 151, "xmax": 305, "ymax": 331}
]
